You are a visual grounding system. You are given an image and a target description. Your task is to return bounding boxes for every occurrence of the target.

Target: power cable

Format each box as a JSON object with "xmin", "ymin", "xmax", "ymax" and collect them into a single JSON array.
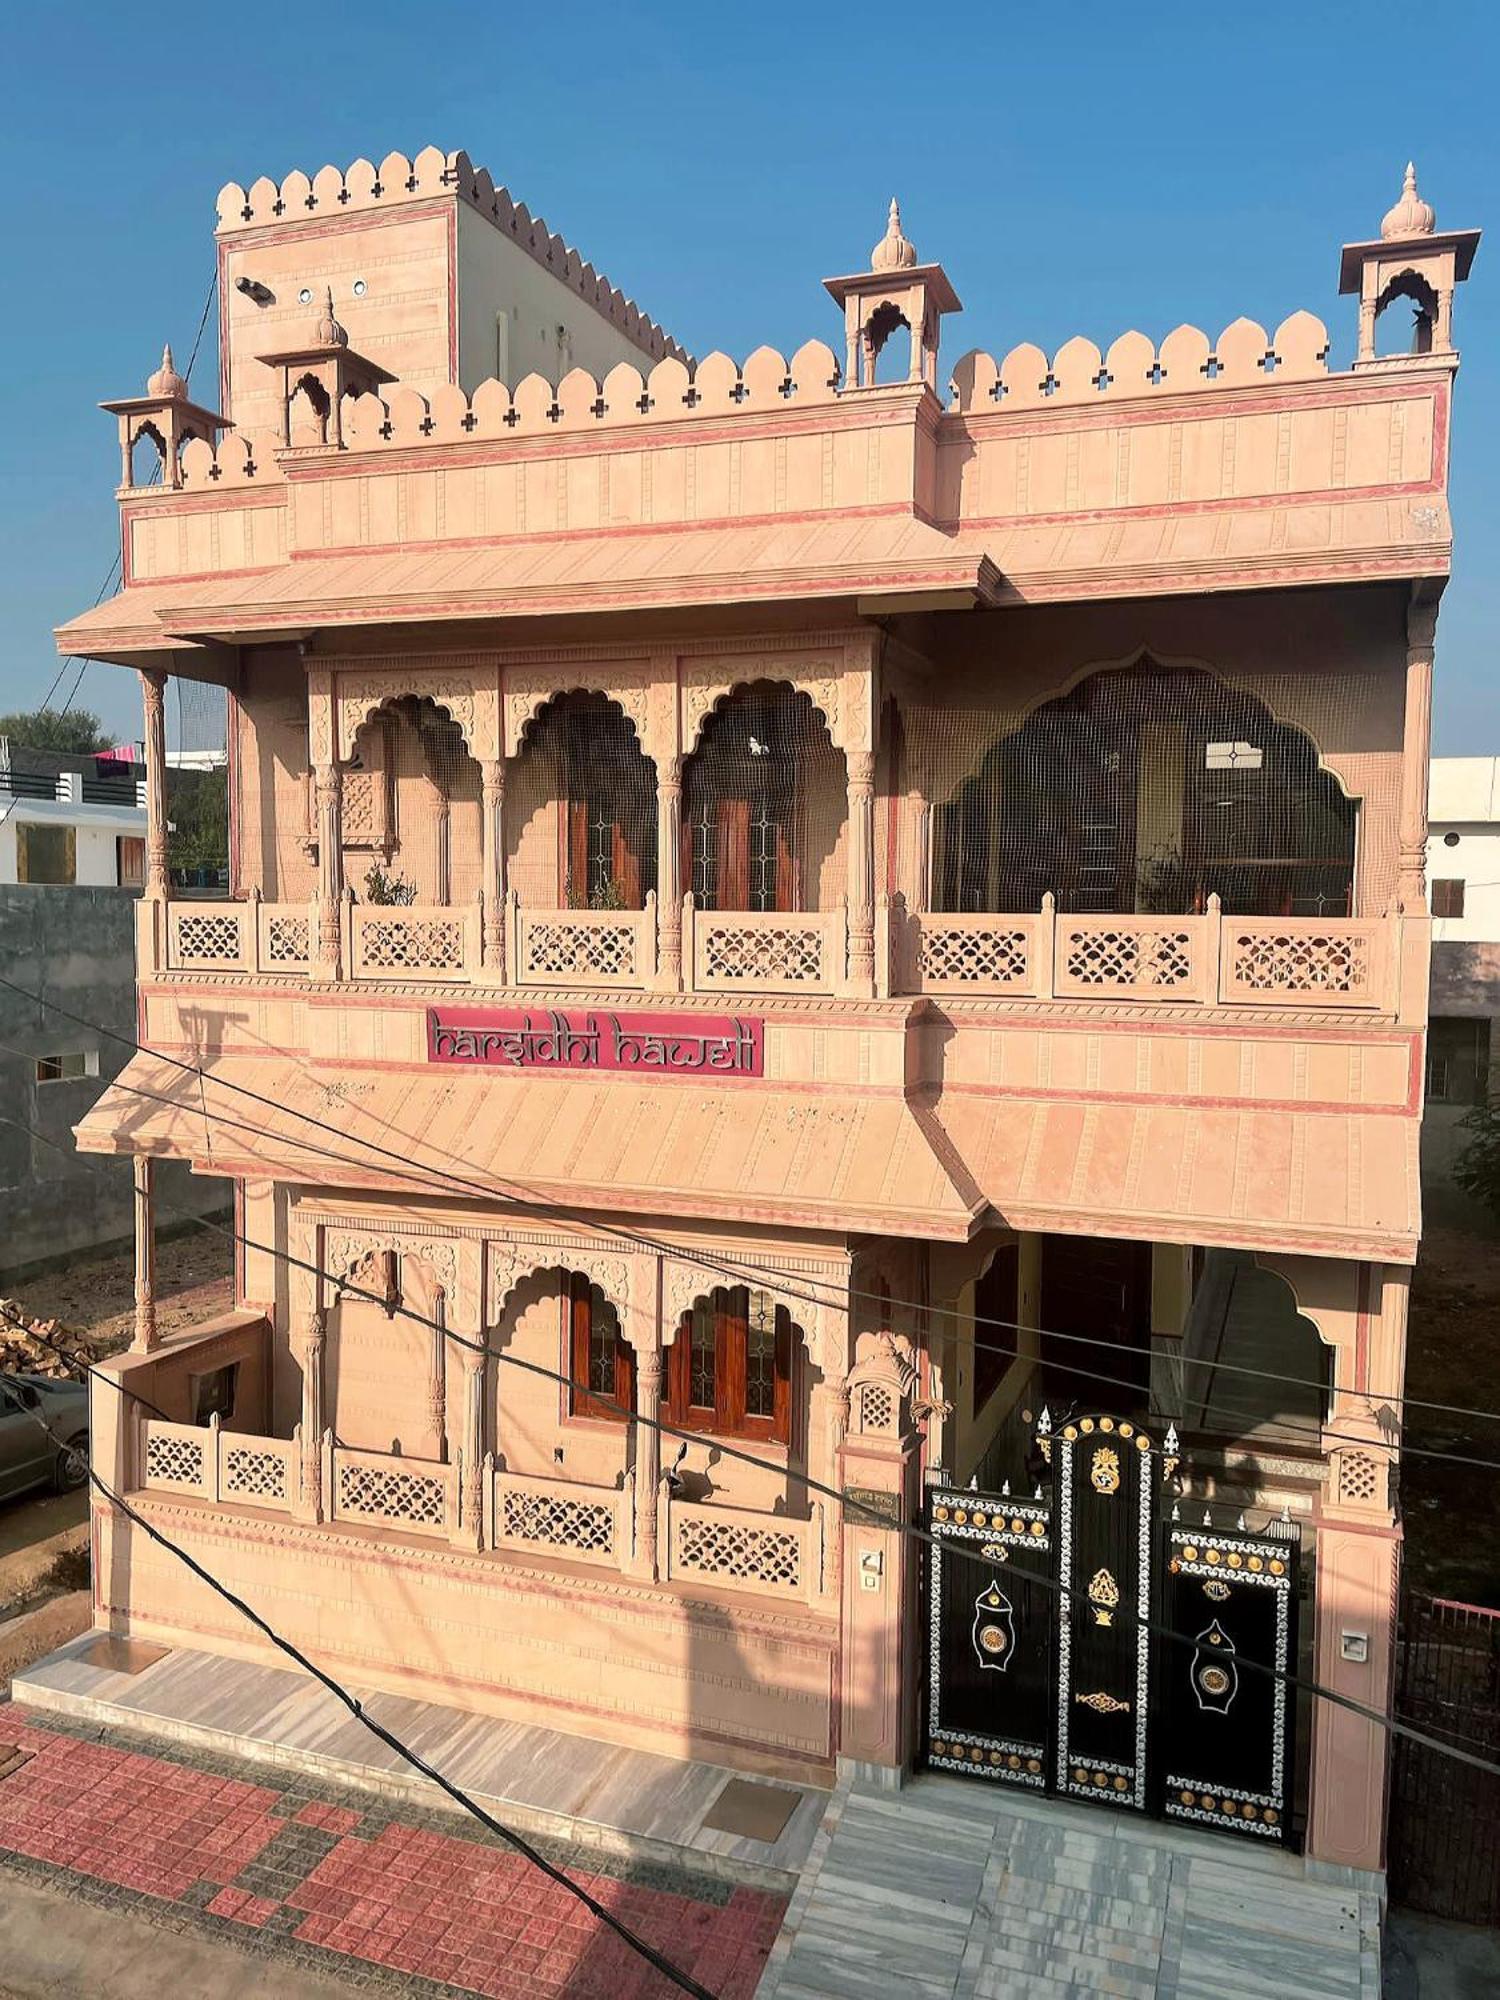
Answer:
[
  {"xmin": 0, "ymin": 1308, "xmax": 718, "ymax": 2000},
  {"xmin": 6, "ymin": 1122, "xmax": 1500, "ymax": 1787},
  {"xmin": 0, "ymin": 969, "xmax": 1479, "ymax": 1440},
  {"xmin": 7, "ymin": 1063, "xmax": 1489, "ymax": 1477}
]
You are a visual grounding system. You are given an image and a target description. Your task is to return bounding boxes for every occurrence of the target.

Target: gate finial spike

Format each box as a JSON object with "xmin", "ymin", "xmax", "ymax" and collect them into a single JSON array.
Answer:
[
  {"xmin": 1280, "ymin": 1503, "xmax": 1291, "ymax": 1522},
  {"xmin": 1164, "ymin": 1421, "xmax": 1179, "ymax": 1454},
  {"xmin": 1037, "ymin": 1405, "xmax": 1051, "ymax": 1433},
  {"xmin": 1001, "ymin": 1478, "xmax": 1011, "ymax": 1497},
  {"xmin": 1237, "ymin": 1512, "xmax": 1247, "ymax": 1531},
  {"xmin": 968, "ymin": 1472, "xmax": 979, "ymax": 1491},
  {"xmin": 1171, "ymin": 1501, "xmax": 1181, "ymax": 1521},
  {"xmin": 1202, "ymin": 1507, "xmax": 1213, "ymax": 1527},
  {"xmin": 1034, "ymin": 1483, "xmax": 1043, "ymax": 1501}
]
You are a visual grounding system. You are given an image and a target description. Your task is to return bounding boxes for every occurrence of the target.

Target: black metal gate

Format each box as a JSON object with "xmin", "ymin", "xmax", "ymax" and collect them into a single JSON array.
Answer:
[
  {"xmin": 1389, "ymin": 1592, "xmax": 1500, "ymax": 1923},
  {"xmin": 925, "ymin": 1410, "xmax": 1300, "ymax": 1846}
]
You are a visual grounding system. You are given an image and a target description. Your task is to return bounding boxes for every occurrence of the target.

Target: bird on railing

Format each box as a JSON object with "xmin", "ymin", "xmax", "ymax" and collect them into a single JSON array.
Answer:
[{"xmin": 663, "ymin": 1440, "xmax": 689, "ymax": 1498}]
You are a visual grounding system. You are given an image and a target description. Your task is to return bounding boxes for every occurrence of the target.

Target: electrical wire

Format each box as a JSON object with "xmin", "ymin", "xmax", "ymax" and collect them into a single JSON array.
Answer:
[
  {"xmin": 0, "ymin": 969, "xmax": 1481, "ymax": 1441},
  {"xmin": 0, "ymin": 1309, "xmax": 717, "ymax": 2000},
  {"xmin": 8, "ymin": 1061, "xmax": 1490, "ymax": 1479},
  {"xmin": 6, "ymin": 1196, "xmax": 1500, "ymax": 1794}
]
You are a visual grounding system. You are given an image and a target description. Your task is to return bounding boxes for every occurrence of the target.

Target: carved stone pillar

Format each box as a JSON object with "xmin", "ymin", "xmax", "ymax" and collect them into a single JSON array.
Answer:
[
  {"xmin": 1357, "ymin": 295, "xmax": 1377, "ymax": 364},
  {"xmin": 458, "ymin": 1344, "xmax": 486, "ymax": 1551},
  {"xmin": 297, "ymin": 1311, "xmax": 327, "ymax": 1523},
  {"xmin": 312, "ymin": 762, "xmax": 344, "ymax": 979},
  {"xmin": 846, "ymin": 749, "xmax": 876, "ymax": 995},
  {"xmin": 430, "ymin": 1293, "xmax": 449, "ymax": 1463},
  {"xmin": 139, "ymin": 669, "xmax": 169, "ymax": 899},
  {"xmin": 634, "ymin": 1347, "xmax": 664, "ymax": 1578},
  {"xmin": 1397, "ymin": 601, "xmax": 1438, "ymax": 913},
  {"xmin": 480, "ymin": 759, "xmax": 507, "ymax": 974},
  {"xmin": 656, "ymin": 758, "xmax": 683, "ymax": 990},
  {"xmin": 132, "ymin": 1156, "xmax": 158, "ymax": 1353}
]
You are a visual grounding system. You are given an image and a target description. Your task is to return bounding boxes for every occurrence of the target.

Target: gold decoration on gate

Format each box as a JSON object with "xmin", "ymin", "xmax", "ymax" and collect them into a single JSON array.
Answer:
[
  {"xmin": 1203, "ymin": 1579, "xmax": 1231, "ymax": 1602},
  {"xmin": 1090, "ymin": 1446, "xmax": 1121, "ymax": 1495},
  {"xmin": 1088, "ymin": 1568, "xmax": 1120, "ymax": 1626},
  {"xmin": 1075, "ymin": 1690, "xmax": 1131, "ymax": 1714}
]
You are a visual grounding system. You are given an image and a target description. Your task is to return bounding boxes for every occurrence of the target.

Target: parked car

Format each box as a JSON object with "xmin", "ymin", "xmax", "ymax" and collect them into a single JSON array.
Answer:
[{"xmin": 0, "ymin": 1373, "xmax": 89, "ymax": 1500}]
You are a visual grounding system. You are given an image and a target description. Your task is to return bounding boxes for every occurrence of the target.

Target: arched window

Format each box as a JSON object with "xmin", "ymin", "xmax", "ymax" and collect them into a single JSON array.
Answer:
[
  {"xmin": 510, "ymin": 692, "xmax": 656, "ymax": 910},
  {"xmin": 566, "ymin": 1272, "xmax": 634, "ymax": 1422},
  {"xmin": 684, "ymin": 684, "xmax": 842, "ymax": 913},
  {"xmin": 931, "ymin": 663, "xmax": 1356, "ymax": 918},
  {"xmin": 667, "ymin": 1286, "xmax": 794, "ymax": 1444}
]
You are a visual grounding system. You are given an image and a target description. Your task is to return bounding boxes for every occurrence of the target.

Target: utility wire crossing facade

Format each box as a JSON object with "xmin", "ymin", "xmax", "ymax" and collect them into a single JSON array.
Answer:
[{"xmin": 56, "ymin": 146, "xmax": 1479, "ymax": 1884}]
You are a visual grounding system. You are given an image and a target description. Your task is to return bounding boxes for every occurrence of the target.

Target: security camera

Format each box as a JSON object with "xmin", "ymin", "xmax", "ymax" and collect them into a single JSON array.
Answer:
[{"xmin": 235, "ymin": 276, "xmax": 274, "ymax": 305}]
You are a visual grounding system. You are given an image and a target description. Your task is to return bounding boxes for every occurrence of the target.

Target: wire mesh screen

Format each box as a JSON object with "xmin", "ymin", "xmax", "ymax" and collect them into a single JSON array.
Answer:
[
  {"xmin": 174, "ymin": 680, "xmax": 228, "ymax": 760},
  {"xmin": 346, "ymin": 696, "xmax": 482, "ymax": 906},
  {"xmin": 507, "ymin": 693, "xmax": 656, "ymax": 909},
  {"xmin": 904, "ymin": 665, "xmax": 1356, "ymax": 918},
  {"xmin": 684, "ymin": 683, "xmax": 846, "ymax": 913}
]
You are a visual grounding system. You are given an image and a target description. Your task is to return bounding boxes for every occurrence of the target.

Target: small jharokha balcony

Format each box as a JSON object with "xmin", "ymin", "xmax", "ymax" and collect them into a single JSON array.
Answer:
[
  {"xmin": 143, "ymin": 888, "xmax": 1411, "ymax": 1014},
  {"xmin": 129, "ymin": 1410, "xmax": 829, "ymax": 1606}
]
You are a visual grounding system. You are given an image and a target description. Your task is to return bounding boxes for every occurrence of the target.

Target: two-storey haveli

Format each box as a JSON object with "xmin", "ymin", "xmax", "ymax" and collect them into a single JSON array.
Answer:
[{"xmin": 54, "ymin": 147, "xmax": 1479, "ymax": 1880}]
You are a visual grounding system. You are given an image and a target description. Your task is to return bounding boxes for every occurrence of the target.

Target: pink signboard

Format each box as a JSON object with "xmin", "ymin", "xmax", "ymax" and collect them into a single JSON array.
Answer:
[{"xmin": 427, "ymin": 1006, "xmax": 763, "ymax": 1078}]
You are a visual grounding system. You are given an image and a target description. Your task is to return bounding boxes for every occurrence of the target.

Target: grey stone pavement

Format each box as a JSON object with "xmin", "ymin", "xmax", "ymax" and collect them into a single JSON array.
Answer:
[{"xmin": 757, "ymin": 1774, "xmax": 1382, "ymax": 2000}]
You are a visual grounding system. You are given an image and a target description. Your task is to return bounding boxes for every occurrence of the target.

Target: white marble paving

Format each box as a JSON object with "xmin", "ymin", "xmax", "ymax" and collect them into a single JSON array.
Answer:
[{"xmin": 759, "ymin": 1775, "xmax": 1383, "ymax": 2000}]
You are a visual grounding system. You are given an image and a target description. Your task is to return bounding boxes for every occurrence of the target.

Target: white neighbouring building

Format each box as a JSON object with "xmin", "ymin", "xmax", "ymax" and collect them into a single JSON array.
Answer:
[
  {"xmin": 0, "ymin": 750, "xmax": 148, "ymax": 888},
  {"xmin": 1423, "ymin": 755, "xmax": 1500, "ymax": 1206}
]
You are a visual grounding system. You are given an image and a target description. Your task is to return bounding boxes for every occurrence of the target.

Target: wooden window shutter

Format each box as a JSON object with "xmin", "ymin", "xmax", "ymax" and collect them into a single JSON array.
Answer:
[
  {"xmin": 718, "ymin": 798, "xmax": 751, "ymax": 910},
  {"xmin": 773, "ymin": 1305, "xmax": 793, "ymax": 1446}
]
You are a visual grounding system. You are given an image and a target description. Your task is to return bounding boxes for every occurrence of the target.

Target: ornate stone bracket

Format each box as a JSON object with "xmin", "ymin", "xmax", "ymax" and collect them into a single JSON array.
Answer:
[{"xmin": 327, "ymin": 658, "xmax": 501, "ymax": 765}]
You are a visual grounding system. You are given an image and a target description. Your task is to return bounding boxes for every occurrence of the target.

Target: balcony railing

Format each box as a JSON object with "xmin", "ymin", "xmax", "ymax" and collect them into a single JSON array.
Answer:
[
  {"xmin": 328, "ymin": 1443, "xmax": 457, "ymax": 1539},
  {"xmin": 898, "ymin": 896, "xmax": 1394, "ymax": 1011},
  {"xmin": 663, "ymin": 1493, "xmax": 819, "ymax": 1603},
  {"xmin": 138, "ymin": 1414, "xmax": 301, "ymax": 1514},
  {"xmin": 511, "ymin": 891, "xmax": 657, "ymax": 989},
  {"xmin": 489, "ymin": 1463, "xmax": 628, "ymax": 1569},
  {"xmin": 687, "ymin": 897, "xmax": 848, "ymax": 994},
  {"xmin": 142, "ymin": 888, "xmax": 1404, "ymax": 1012}
]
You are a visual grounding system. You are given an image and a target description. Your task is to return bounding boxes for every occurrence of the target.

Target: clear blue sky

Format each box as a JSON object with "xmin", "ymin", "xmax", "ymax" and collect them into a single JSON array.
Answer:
[{"xmin": 1, "ymin": 2, "xmax": 1494, "ymax": 749}]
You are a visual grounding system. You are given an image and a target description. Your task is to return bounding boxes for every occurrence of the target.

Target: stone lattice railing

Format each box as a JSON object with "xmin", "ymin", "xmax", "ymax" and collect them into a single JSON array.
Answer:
[
  {"xmin": 214, "ymin": 146, "xmax": 684, "ymax": 363},
  {"xmin": 899, "ymin": 899, "xmax": 1394, "ymax": 1010},
  {"xmin": 663, "ymin": 1494, "xmax": 816, "ymax": 1603},
  {"xmin": 511, "ymin": 892, "xmax": 657, "ymax": 989},
  {"xmin": 947, "ymin": 312, "xmax": 1331, "ymax": 411},
  {"xmin": 163, "ymin": 895, "xmax": 311, "ymax": 976},
  {"xmin": 137, "ymin": 1414, "xmax": 300, "ymax": 1515},
  {"xmin": 329, "ymin": 1444, "xmax": 455, "ymax": 1540},
  {"xmin": 489, "ymin": 1467, "xmax": 625, "ymax": 1570}
]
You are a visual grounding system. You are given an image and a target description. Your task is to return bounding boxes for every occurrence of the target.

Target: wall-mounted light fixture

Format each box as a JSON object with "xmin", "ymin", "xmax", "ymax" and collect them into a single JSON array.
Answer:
[{"xmin": 235, "ymin": 276, "xmax": 274, "ymax": 306}]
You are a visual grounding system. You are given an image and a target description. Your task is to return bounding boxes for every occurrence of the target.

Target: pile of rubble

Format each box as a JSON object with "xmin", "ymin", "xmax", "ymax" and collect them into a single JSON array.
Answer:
[{"xmin": 0, "ymin": 1302, "xmax": 93, "ymax": 1381}]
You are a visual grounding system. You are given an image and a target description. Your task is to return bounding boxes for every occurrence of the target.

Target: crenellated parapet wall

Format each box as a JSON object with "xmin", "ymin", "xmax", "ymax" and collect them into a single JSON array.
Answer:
[
  {"xmin": 215, "ymin": 144, "xmax": 685, "ymax": 365},
  {"xmin": 948, "ymin": 312, "xmax": 1333, "ymax": 411}
]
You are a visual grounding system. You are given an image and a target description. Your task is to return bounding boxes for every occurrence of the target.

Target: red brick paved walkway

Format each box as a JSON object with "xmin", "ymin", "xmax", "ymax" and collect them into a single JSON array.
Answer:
[{"xmin": 0, "ymin": 1706, "xmax": 785, "ymax": 1998}]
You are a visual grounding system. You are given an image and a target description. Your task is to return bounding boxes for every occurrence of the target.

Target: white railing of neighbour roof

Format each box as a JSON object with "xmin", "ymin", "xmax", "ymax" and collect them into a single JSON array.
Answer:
[
  {"xmin": 687, "ymin": 895, "xmax": 846, "ymax": 995},
  {"xmin": 489, "ymin": 1465, "xmax": 627, "ymax": 1568},
  {"xmin": 897, "ymin": 897, "xmax": 1394, "ymax": 1012},
  {"xmin": 510, "ymin": 891, "xmax": 657, "ymax": 989},
  {"xmin": 137, "ymin": 1414, "xmax": 301, "ymax": 1514},
  {"xmin": 663, "ymin": 1494, "xmax": 814, "ymax": 1602},
  {"xmin": 328, "ymin": 1444, "xmax": 455, "ymax": 1539},
  {"xmin": 163, "ymin": 893, "xmax": 313, "ymax": 976},
  {"xmin": 348, "ymin": 901, "xmax": 480, "ymax": 983}
]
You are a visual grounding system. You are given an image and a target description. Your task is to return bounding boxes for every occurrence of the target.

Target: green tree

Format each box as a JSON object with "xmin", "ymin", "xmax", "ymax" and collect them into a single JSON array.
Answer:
[
  {"xmin": 1453, "ymin": 1101, "xmax": 1500, "ymax": 1221},
  {"xmin": 0, "ymin": 708, "xmax": 109, "ymax": 754},
  {"xmin": 166, "ymin": 767, "xmax": 228, "ymax": 875}
]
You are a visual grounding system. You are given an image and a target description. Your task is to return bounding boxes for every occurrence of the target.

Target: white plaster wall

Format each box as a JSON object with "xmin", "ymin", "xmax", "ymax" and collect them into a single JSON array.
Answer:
[
  {"xmin": 0, "ymin": 802, "xmax": 145, "ymax": 886},
  {"xmin": 455, "ymin": 204, "xmax": 665, "ymax": 393},
  {"xmin": 1428, "ymin": 756, "xmax": 1500, "ymax": 944}
]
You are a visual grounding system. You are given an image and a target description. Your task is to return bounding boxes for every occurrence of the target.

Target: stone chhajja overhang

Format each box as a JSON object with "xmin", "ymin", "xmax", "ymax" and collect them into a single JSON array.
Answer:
[
  {"xmin": 73, "ymin": 1046, "xmax": 1419, "ymax": 1262},
  {"xmin": 72, "ymin": 1050, "xmax": 985, "ymax": 1243}
]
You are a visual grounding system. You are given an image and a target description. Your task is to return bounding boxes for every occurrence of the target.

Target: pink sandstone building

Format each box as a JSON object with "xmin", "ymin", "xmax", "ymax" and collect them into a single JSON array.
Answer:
[{"xmin": 54, "ymin": 148, "xmax": 1479, "ymax": 1881}]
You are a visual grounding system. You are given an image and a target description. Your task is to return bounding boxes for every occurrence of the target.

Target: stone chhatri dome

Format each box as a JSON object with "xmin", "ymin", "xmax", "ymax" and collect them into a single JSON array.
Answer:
[
  {"xmin": 311, "ymin": 286, "xmax": 350, "ymax": 349},
  {"xmin": 1381, "ymin": 162, "xmax": 1437, "ymax": 242},
  {"xmin": 145, "ymin": 343, "xmax": 188, "ymax": 399},
  {"xmin": 870, "ymin": 198, "xmax": 918, "ymax": 273}
]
